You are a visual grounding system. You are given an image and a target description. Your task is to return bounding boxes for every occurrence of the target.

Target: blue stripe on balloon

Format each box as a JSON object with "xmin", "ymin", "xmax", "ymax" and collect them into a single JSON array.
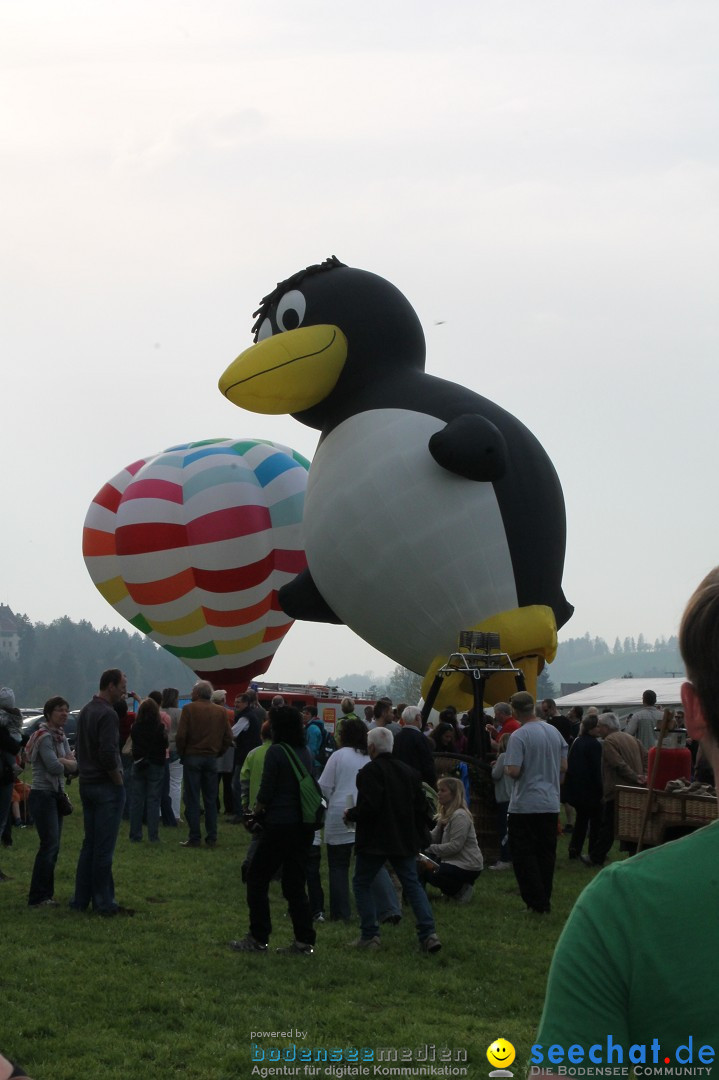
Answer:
[
  {"xmin": 254, "ymin": 453, "xmax": 302, "ymax": 487},
  {"xmin": 182, "ymin": 464, "xmax": 258, "ymax": 500},
  {"xmin": 268, "ymin": 491, "xmax": 306, "ymax": 528}
]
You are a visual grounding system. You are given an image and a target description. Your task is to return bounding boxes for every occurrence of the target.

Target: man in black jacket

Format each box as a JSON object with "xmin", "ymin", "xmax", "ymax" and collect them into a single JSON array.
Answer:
[
  {"xmin": 393, "ymin": 706, "xmax": 437, "ymax": 787},
  {"xmin": 345, "ymin": 727, "xmax": 441, "ymax": 953}
]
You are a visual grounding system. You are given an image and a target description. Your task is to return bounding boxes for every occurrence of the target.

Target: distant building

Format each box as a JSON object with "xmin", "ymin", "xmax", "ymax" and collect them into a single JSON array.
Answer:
[{"xmin": 0, "ymin": 605, "xmax": 20, "ymax": 662}]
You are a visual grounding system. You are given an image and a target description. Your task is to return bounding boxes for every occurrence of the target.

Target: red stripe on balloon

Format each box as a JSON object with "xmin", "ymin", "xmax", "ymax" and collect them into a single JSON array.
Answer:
[
  {"xmin": 194, "ymin": 656, "xmax": 285, "ymax": 694},
  {"xmin": 262, "ymin": 621, "xmax": 294, "ymax": 643},
  {"xmin": 202, "ymin": 594, "xmax": 281, "ymax": 627},
  {"xmin": 126, "ymin": 458, "xmax": 148, "ymax": 476},
  {"xmin": 127, "ymin": 569, "xmax": 197, "ymax": 605},
  {"xmin": 123, "ymin": 479, "xmax": 184, "ymax": 504},
  {"xmin": 274, "ymin": 550, "xmax": 308, "ymax": 574},
  {"xmin": 94, "ymin": 484, "xmax": 122, "ymax": 514},
  {"xmin": 82, "ymin": 527, "xmax": 116, "ymax": 557},
  {"xmin": 116, "ymin": 506, "xmax": 272, "ymax": 555}
]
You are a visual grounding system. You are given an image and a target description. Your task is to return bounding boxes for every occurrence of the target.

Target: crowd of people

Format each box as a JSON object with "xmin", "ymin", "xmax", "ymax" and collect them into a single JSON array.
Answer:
[{"xmin": 2, "ymin": 669, "xmax": 701, "ymax": 930}]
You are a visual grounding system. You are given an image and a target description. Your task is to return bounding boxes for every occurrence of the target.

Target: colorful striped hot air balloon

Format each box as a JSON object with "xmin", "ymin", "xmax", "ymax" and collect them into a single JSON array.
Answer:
[{"xmin": 82, "ymin": 438, "xmax": 310, "ymax": 698}]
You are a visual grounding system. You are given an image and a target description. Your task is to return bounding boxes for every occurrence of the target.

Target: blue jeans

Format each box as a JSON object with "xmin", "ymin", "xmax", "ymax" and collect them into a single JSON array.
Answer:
[
  {"xmin": 183, "ymin": 756, "xmax": 219, "ymax": 843},
  {"xmin": 353, "ymin": 852, "xmax": 436, "ymax": 943},
  {"xmin": 327, "ymin": 843, "xmax": 401, "ymax": 922},
  {"xmin": 70, "ymin": 782, "xmax": 126, "ymax": 913},
  {"xmin": 129, "ymin": 762, "xmax": 164, "ymax": 841},
  {"xmin": 28, "ymin": 789, "xmax": 64, "ymax": 904}
]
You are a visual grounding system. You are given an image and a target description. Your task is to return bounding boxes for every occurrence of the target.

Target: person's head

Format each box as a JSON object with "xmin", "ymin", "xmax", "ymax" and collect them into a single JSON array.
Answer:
[
  {"xmin": 260, "ymin": 719, "xmax": 272, "ymax": 741},
  {"xmin": 541, "ymin": 698, "xmax": 557, "ymax": 717},
  {"xmin": 597, "ymin": 712, "xmax": 620, "ymax": 736},
  {"xmin": 245, "ymin": 688, "xmax": 259, "ymax": 706},
  {"xmin": 373, "ymin": 700, "xmax": 392, "ymax": 725},
  {"xmin": 432, "ymin": 722, "xmax": 456, "ymax": 749},
  {"xmin": 0, "ymin": 687, "xmax": 16, "ymax": 710},
  {"xmin": 367, "ymin": 726, "xmax": 393, "ymax": 758},
  {"xmin": 436, "ymin": 776, "xmax": 469, "ymax": 821},
  {"xmin": 580, "ymin": 714, "xmax": 600, "ymax": 737},
  {"xmin": 211, "ymin": 689, "xmax": 227, "ymax": 706},
  {"xmin": 271, "ymin": 695, "xmax": 285, "ymax": 708},
  {"xmin": 511, "ymin": 691, "xmax": 536, "ymax": 724},
  {"xmin": 341, "ymin": 697, "xmax": 355, "ymax": 715},
  {"xmin": 569, "ymin": 705, "xmax": 584, "ymax": 722},
  {"xmin": 493, "ymin": 702, "xmax": 512, "ymax": 723},
  {"xmin": 235, "ymin": 693, "xmax": 250, "ymax": 710},
  {"xmin": 401, "ymin": 705, "xmax": 422, "ymax": 728},
  {"xmin": 642, "ymin": 689, "xmax": 657, "ymax": 707},
  {"xmin": 161, "ymin": 688, "xmax": 179, "ymax": 709},
  {"xmin": 680, "ymin": 568, "xmax": 719, "ymax": 748},
  {"xmin": 136, "ymin": 697, "xmax": 160, "ymax": 724},
  {"xmin": 438, "ymin": 707, "xmax": 458, "ymax": 731},
  {"xmin": 338, "ymin": 717, "xmax": 368, "ymax": 754},
  {"xmin": 269, "ymin": 704, "xmax": 305, "ymax": 748},
  {"xmin": 364, "ymin": 705, "xmax": 374, "ymax": 722},
  {"xmin": 43, "ymin": 696, "xmax": 69, "ymax": 727},
  {"xmin": 99, "ymin": 669, "xmax": 126, "ymax": 703},
  {"xmin": 301, "ymin": 705, "xmax": 318, "ymax": 725},
  {"xmin": 148, "ymin": 690, "xmax": 162, "ymax": 707},
  {"xmin": 191, "ymin": 680, "xmax": 213, "ymax": 702}
]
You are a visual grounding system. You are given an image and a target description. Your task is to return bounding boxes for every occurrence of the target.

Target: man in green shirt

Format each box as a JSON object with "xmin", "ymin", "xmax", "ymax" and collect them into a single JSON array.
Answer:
[{"xmin": 534, "ymin": 568, "xmax": 719, "ymax": 1070}]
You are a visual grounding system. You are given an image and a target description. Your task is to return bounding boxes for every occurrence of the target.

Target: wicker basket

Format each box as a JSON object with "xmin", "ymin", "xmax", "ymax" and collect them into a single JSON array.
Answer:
[{"xmin": 616, "ymin": 785, "xmax": 717, "ymax": 846}]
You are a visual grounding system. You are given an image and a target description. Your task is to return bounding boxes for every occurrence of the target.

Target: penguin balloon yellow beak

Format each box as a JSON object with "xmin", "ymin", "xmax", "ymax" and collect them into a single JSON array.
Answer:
[{"xmin": 218, "ymin": 325, "xmax": 348, "ymax": 415}]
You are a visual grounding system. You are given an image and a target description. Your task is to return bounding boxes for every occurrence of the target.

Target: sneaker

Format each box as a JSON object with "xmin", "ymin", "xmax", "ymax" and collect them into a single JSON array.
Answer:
[
  {"xmin": 349, "ymin": 935, "xmax": 381, "ymax": 950},
  {"xmin": 379, "ymin": 913, "xmax": 402, "ymax": 925},
  {"xmin": 276, "ymin": 940, "xmax": 314, "ymax": 955},
  {"xmin": 488, "ymin": 861, "xmax": 512, "ymax": 871},
  {"xmin": 228, "ymin": 935, "xmax": 268, "ymax": 953},
  {"xmin": 313, "ymin": 912, "xmax": 326, "ymax": 923},
  {"xmin": 30, "ymin": 898, "xmax": 59, "ymax": 908},
  {"xmin": 420, "ymin": 934, "xmax": 442, "ymax": 954},
  {"xmin": 454, "ymin": 884, "xmax": 474, "ymax": 904},
  {"xmin": 180, "ymin": 839, "xmax": 201, "ymax": 848}
]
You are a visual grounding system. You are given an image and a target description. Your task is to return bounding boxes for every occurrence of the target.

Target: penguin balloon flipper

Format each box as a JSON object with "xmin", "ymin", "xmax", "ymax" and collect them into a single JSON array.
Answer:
[
  {"xmin": 428, "ymin": 414, "xmax": 507, "ymax": 482},
  {"xmin": 278, "ymin": 570, "xmax": 344, "ymax": 625}
]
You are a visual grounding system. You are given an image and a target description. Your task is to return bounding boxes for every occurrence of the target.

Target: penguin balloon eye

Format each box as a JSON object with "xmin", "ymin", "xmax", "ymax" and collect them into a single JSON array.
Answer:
[
  {"xmin": 275, "ymin": 290, "xmax": 306, "ymax": 333},
  {"xmin": 256, "ymin": 318, "xmax": 273, "ymax": 342}
]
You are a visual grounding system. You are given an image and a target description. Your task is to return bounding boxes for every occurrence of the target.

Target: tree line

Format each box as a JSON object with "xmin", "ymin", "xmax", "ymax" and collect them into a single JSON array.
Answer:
[{"xmin": 2, "ymin": 615, "xmax": 193, "ymax": 708}]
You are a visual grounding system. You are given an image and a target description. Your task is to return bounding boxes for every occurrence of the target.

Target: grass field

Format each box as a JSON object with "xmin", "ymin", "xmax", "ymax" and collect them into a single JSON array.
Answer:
[{"xmin": 1, "ymin": 809, "xmax": 612, "ymax": 1079}]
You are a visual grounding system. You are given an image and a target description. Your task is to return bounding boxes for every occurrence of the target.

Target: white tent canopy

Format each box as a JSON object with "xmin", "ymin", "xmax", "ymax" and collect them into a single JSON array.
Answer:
[{"xmin": 555, "ymin": 677, "xmax": 686, "ymax": 712}]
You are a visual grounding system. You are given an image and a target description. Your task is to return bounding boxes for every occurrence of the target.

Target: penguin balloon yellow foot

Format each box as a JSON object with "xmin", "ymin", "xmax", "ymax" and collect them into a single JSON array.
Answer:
[
  {"xmin": 219, "ymin": 258, "xmax": 572, "ymax": 678},
  {"xmin": 420, "ymin": 605, "xmax": 559, "ymax": 712}
]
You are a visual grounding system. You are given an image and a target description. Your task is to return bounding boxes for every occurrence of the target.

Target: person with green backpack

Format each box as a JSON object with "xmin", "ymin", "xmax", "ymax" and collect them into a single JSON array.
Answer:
[{"xmin": 229, "ymin": 705, "xmax": 318, "ymax": 956}]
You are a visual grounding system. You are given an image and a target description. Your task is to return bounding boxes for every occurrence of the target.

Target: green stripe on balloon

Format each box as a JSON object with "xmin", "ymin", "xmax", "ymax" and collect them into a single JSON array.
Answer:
[{"xmin": 164, "ymin": 640, "xmax": 220, "ymax": 659}]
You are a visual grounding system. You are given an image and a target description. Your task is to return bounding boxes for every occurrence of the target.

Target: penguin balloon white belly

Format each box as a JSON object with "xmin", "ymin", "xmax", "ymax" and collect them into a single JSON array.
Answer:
[{"xmin": 303, "ymin": 409, "xmax": 518, "ymax": 675}]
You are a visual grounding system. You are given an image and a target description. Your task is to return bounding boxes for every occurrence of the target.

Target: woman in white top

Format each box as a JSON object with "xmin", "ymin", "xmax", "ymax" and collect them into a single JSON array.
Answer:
[{"xmin": 319, "ymin": 718, "xmax": 400, "ymax": 923}]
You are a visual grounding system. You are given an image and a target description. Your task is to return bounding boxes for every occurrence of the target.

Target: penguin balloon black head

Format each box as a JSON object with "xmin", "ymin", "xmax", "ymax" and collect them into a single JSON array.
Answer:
[{"xmin": 219, "ymin": 257, "xmax": 426, "ymax": 430}]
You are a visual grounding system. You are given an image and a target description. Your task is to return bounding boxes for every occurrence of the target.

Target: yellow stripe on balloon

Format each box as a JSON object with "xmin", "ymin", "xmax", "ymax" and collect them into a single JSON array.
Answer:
[
  {"xmin": 97, "ymin": 576, "xmax": 130, "ymax": 605},
  {"xmin": 150, "ymin": 608, "xmax": 207, "ymax": 637},
  {"xmin": 215, "ymin": 631, "xmax": 265, "ymax": 656}
]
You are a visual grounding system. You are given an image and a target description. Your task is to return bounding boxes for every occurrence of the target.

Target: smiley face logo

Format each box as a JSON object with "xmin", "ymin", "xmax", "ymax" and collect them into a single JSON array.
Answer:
[{"xmin": 487, "ymin": 1039, "xmax": 516, "ymax": 1070}]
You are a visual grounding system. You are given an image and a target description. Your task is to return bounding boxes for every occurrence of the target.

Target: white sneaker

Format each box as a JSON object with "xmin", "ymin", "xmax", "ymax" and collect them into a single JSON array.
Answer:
[{"xmin": 488, "ymin": 861, "xmax": 512, "ymax": 871}]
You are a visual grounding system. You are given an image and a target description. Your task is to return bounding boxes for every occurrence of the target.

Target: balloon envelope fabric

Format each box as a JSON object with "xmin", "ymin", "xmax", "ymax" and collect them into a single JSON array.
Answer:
[{"xmin": 82, "ymin": 438, "xmax": 310, "ymax": 694}]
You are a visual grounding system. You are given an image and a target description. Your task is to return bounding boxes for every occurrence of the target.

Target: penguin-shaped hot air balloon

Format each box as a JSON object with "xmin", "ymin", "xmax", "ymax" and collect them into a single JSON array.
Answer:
[{"xmin": 219, "ymin": 257, "xmax": 572, "ymax": 705}]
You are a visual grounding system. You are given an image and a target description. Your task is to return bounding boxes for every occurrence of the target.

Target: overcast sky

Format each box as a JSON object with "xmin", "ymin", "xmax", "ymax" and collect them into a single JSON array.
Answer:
[{"xmin": 3, "ymin": 1, "xmax": 717, "ymax": 687}]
